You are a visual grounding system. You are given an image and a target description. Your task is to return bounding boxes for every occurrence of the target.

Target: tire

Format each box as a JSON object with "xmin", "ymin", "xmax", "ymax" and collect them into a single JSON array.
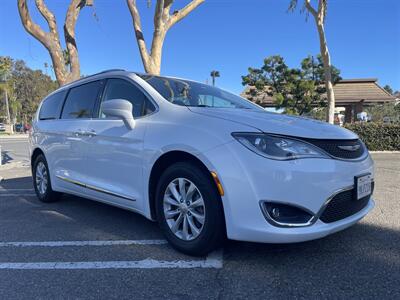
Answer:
[
  {"xmin": 32, "ymin": 154, "xmax": 60, "ymax": 203},
  {"xmin": 155, "ymin": 162, "xmax": 225, "ymax": 256}
]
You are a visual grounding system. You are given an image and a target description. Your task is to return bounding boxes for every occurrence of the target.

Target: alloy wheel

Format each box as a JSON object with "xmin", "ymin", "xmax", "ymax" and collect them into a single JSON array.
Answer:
[
  {"xmin": 163, "ymin": 178, "xmax": 206, "ymax": 241},
  {"xmin": 35, "ymin": 161, "xmax": 48, "ymax": 195}
]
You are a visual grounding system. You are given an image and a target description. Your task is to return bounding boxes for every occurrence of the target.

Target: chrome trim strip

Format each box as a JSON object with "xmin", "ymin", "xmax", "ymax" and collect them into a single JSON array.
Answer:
[
  {"xmin": 259, "ymin": 185, "xmax": 355, "ymax": 228},
  {"xmin": 56, "ymin": 175, "xmax": 136, "ymax": 202}
]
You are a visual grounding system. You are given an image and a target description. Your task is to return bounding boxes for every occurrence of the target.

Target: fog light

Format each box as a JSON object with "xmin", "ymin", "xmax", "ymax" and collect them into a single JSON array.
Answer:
[
  {"xmin": 261, "ymin": 202, "xmax": 314, "ymax": 227},
  {"xmin": 271, "ymin": 208, "xmax": 280, "ymax": 218}
]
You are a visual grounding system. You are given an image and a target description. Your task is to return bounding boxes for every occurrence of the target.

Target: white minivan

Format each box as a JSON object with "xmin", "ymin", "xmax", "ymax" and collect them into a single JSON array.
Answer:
[{"xmin": 30, "ymin": 70, "xmax": 374, "ymax": 255}]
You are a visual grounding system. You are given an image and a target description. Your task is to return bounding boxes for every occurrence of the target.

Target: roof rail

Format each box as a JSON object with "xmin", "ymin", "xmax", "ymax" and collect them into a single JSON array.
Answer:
[
  {"xmin": 78, "ymin": 69, "xmax": 126, "ymax": 82},
  {"xmin": 96, "ymin": 69, "xmax": 126, "ymax": 74}
]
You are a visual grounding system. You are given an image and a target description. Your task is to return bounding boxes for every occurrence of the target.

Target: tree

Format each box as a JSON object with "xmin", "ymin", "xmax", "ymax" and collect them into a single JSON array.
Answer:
[
  {"xmin": 0, "ymin": 57, "xmax": 58, "ymax": 123},
  {"xmin": 17, "ymin": 0, "xmax": 94, "ymax": 86},
  {"xmin": 210, "ymin": 70, "xmax": 220, "ymax": 86},
  {"xmin": 0, "ymin": 57, "xmax": 13, "ymax": 125},
  {"xmin": 383, "ymin": 85, "xmax": 393, "ymax": 95},
  {"xmin": 242, "ymin": 55, "xmax": 341, "ymax": 115},
  {"xmin": 126, "ymin": 0, "xmax": 205, "ymax": 75},
  {"xmin": 289, "ymin": 0, "xmax": 336, "ymax": 124}
]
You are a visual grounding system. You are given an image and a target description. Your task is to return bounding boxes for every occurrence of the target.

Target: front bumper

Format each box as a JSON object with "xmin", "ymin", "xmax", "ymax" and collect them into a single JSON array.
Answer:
[{"xmin": 201, "ymin": 140, "xmax": 375, "ymax": 243}]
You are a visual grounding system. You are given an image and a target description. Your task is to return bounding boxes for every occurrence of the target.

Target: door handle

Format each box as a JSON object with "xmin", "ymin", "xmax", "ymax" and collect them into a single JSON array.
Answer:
[
  {"xmin": 86, "ymin": 129, "xmax": 97, "ymax": 137},
  {"xmin": 73, "ymin": 129, "xmax": 85, "ymax": 137},
  {"xmin": 73, "ymin": 129, "xmax": 96, "ymax": 137}
]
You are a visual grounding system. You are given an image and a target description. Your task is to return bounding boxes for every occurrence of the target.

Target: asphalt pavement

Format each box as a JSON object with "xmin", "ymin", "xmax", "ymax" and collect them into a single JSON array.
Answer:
[{"xmin": 0, "ymin": 138, "xmax": 399, "ymax": 299}]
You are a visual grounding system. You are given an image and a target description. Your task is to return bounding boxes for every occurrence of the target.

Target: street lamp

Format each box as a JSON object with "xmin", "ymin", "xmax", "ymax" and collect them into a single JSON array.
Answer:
[{"xmin": 210, "ymin": 70, "xmax": 220, "ymax": 87}]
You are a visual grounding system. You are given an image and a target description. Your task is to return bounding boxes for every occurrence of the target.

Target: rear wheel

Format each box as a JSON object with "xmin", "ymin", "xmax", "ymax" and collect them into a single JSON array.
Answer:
[
  {"xmin": 155, "ymin": 162, "xmax": 225, "ymax": 256},
  {"xmin": 32, "ymin": 154, "xmax": 60, "ymax": 203}
]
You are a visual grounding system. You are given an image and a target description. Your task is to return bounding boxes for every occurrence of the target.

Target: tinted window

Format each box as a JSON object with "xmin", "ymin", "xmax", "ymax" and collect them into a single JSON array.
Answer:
[
  {"xmin": 61, "ymin": 81, "xmax": 103, "ymax": 119},
  {"xmin": 100, "ymin": 79, "xmax": 155, "ymax": 118},
  {"xmin": 139, "ymin": 75, "xmax": 260, "ymax": 110},
  {"xmin": 39, "ymin": 90, "xmax": 67, "ymax": 120}
]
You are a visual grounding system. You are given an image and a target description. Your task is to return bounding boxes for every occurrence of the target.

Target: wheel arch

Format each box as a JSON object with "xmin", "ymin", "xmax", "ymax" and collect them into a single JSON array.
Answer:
[
  {"xmin": 31, "ymin": 147, "xmax": 45, "ymax": 169},
  {"xmin": 148, "ymin": 150, "xmax": 221, "ymax": 221}
]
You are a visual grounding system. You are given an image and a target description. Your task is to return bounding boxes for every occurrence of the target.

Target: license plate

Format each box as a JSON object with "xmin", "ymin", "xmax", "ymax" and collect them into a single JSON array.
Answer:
[{"xmin": 355, "ymin": 174, "xmax": 372, "ymax": 200}]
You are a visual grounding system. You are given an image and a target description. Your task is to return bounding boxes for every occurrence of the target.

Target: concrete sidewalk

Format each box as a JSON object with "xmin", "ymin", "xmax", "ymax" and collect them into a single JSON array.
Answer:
[{"xmin": 0, "ymin": 134, "xmax": 29, "ymax": 139}]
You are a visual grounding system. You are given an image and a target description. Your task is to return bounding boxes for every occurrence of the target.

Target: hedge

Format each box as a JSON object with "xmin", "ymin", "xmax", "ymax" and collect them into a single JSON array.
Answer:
[{"xmin": 344, "ymin": 123, "xmax": 400, "ymax": 151}]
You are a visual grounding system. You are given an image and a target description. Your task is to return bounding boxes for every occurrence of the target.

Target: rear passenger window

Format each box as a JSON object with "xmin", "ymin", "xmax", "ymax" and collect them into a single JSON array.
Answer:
[
  {"xmin": 39, "ymin": 90, "xmax": 67, "ymax": 120},
  {"xmin": 61, "ymin": 81, "xmax": 103, "ymax": 119},
  {"xmin": 100, "ymin": 79, "xmax": 155, "ymax": 118}
]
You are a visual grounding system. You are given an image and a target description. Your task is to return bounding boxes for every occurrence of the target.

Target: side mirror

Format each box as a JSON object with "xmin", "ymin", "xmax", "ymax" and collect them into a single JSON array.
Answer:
[{"xmin": 101, "ymin": 99, "xmax": 135, "ymax": 130}]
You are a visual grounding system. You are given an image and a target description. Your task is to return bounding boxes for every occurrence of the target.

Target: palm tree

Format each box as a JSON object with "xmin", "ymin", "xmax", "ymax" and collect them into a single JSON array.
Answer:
[
  {"xmin": 210, "ymin": 70, "xmax": 220, "ymax": 86},
  {"xmin": 289, "ymin": 0, "xmax": 336, "ymax": 124}
]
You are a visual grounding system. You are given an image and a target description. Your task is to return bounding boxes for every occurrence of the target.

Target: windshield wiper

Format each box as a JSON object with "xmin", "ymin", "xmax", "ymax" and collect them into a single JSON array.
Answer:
[{"xmin": 184, "ymin": 104, "xmax": 211, "ymax": 107}]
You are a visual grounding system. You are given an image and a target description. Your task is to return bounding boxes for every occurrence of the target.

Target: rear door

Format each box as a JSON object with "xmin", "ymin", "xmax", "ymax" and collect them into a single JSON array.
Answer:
[
  {"xmin": 83, "ymin": 78, "xmax": 156, "ymax": 209},
  {"xmin": 51, "ymin": 80, "xmax": 105, "ymax": 194}
]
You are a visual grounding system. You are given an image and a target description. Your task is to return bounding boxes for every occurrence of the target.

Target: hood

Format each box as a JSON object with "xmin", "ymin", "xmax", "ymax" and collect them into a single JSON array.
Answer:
[{"xmin": 188, "ymin": 108, "xmax": 358, "ymax": 140}]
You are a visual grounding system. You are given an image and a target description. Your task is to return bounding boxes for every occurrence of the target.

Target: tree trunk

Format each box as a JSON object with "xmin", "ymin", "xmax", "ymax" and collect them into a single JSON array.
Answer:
[
  {"xmin": 317, "ymin": 22, "xmax": 335, "ymax": 124},
  {"xmin": 127, "ymin": 0, "xmax": 204, "ymax": 76},
  {"xmin": 5, "ymin": 89, "xmax": 11, "ymax": 124},
  {"xmin": 17, "ymin": 0, "xmax": 92, "ymax": 86}
]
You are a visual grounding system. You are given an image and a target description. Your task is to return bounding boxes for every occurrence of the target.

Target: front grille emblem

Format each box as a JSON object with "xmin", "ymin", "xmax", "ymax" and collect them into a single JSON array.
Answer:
[{"xmin": 337, "ymin": 145, "xmax": 361, "ymax": 151}]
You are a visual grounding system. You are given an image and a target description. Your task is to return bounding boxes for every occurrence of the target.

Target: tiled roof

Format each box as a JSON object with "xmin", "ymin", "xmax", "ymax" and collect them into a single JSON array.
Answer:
[{"xmin": 242, "ymin": 78, "xmax": 396, "ymax": 107}]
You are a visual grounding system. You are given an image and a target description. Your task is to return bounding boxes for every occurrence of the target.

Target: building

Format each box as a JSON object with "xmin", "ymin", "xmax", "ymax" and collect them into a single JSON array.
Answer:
[{"xmin": 242, "ymin": 78, "xmax": 396, "ymax": 123}]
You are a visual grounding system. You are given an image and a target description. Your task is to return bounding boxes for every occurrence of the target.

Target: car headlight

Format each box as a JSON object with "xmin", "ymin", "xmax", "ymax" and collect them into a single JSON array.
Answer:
[{"xmin": 232, "ymin": 133, "xmax": 329, "ymax": 160}]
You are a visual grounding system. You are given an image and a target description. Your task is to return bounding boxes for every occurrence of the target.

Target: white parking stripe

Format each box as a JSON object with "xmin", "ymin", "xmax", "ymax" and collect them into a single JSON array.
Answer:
[
  {"xmin": 0, "ymin": 189, "xmax": 34, "ymax": 192},
  {"xmin": 0, "ymin": 240, "xmax": 168, "ymax": 247},
  {"xmin": 0, "ymin": 256, "xmax": 223, "ymax": 270},
  {"xmin": 0, "ymin": 194, "xmax": 36, "ymax": 197}
]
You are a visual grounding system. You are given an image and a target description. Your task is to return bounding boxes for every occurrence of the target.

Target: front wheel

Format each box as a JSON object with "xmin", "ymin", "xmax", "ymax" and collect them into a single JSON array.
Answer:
[
  {"xmin": 155, "ymin": 162, "xmax": 225, "ymax": 256},
  {"xmin": 32, "ymin": 154, "xmax": 61, "ymax": 203}
]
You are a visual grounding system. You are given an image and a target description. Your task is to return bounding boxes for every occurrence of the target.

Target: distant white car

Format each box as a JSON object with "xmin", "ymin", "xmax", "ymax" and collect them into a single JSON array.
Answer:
[
  {"xmin": 29, "ymin": 70, "xmax": 375, "ymax": 255},
  {"xmin": 0, "ymin": 123, "xmax": 5, "ymax": 132}
]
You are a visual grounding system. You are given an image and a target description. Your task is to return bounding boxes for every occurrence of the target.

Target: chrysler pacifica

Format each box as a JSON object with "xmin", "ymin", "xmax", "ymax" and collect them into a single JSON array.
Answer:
[{"xmin": 29, "ymin": 69, "xmax": 374, "ymax": 255}]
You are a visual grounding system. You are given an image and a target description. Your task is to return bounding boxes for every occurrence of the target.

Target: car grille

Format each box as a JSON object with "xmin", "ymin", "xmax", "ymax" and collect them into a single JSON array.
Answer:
[
  {"xmin": 319, "ymin": 182, "xmax": 374, "ymax": 223},
  {"xmin": 302, "ymin": 138, "xmax": 365, "ymax": 160}
]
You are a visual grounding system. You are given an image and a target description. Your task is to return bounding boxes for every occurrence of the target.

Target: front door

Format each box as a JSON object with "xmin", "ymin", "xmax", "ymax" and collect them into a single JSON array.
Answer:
[{"xmin": 84, "ymin": 78, "xmax": 156, "ymax": 210}]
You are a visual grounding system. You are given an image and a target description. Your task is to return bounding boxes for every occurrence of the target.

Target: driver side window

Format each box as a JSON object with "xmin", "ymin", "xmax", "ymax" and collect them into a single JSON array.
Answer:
[{"xmin": 100, "ymin": 79, "xmax": 155, "ymax": 118}]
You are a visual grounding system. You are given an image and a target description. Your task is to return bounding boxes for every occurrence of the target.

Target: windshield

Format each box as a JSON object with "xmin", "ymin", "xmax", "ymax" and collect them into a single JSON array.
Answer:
[{"xmin": 138, "ymin": 75, "xmax": 262, "ymax": 110}]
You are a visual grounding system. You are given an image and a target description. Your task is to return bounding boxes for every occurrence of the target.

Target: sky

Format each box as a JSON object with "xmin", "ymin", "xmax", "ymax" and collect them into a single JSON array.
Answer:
[{"xmin": 0, "ymin": 0, "xmax": 399, "ymax": 94}]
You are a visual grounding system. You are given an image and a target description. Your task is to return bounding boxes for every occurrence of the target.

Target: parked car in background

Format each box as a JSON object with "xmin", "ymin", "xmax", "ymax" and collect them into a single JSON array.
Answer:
[
  {"xmin": 29, "ymin": 70, "xmax": 375, "ymax": 256},
  {"xmin": 0, "ymin": 123, "xmax": 6, "ymax": 132},
  {"xmin": 23, "ymin": 123, "xmax": 31, "ymax": 133},
  {"xmin": 15, "ymin": 123, "xmax": 23, "ymax": 132}
]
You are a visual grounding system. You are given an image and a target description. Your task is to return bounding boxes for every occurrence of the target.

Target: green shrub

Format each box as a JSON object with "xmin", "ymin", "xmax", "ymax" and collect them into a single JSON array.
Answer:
[{"xmin": 344, "ymin": 123, "xmax": 400, "ymax": 151}]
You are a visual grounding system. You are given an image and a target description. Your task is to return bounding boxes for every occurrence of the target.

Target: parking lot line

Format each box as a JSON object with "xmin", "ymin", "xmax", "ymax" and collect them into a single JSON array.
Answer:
[
  {"xmin": 0, "ymin": 193, "xmax": 36, "ymax": 197},
  {"xmin": 0, "ymin": 254, "xmax": 223, "ymax": 270},
  {"xmin": 0, "ymin": 189, "xmax": 34, "ymax": 191},
  {"xmin": 0, "ymin": 240, "xmax": 224, "ymax": 269},
  {"xmin": 0, "ymin": 240, "xmax": 168, "ymax": 247}
]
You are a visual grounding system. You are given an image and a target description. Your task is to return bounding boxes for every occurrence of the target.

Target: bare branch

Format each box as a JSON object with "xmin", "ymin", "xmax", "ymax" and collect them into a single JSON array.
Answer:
[
  {"xmin": 163, "ymin": 0, "xmax": 174, "ymax": 17},
  {"xmin": 127, "ymin": 0, "xmax": 204, "ymax": 75},
  {"xmin": 318, "ymin": 0, "xmax": 327, "ymax": 23},
  {"xmin": 154, "ymin": 0, "xmax": 165, "ymax": 29},
  {"xmin": 17, "ymin": 0, "xmax": 49, "ymax": 47},
  {"xmin": 64, "ymin": 0, "xmax": 93, "ymax": 81},
  {"xmin": 304, "ymin": 0, "xmax": 318, "ymax": 19},
  {"xmin": 127, "ymin": 0, "xmax": 151, "ymax": 68},
  {"xmin": 17, "ymin": 0, "xmax": 67, "ymax": 84},
  {"xmin": 168, "ymin": 0, "xmax": 204, "ymax": 28},
  {"xmin": 35, "ymin": 0, "xmax": 58, "ymax": 37}
]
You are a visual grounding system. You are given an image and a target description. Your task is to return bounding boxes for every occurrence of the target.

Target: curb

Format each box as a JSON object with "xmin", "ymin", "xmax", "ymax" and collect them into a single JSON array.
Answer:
[
  {"xmin": 0, "ymin": 134, "xmax": 29, "ymax": 140},
  {"xmin": 370, "ymin": 151, "xmax": 400, "ymax": 154},
  {"xmin": 0, "ymin": 161, "xmax": 30, "ymax": 171}
]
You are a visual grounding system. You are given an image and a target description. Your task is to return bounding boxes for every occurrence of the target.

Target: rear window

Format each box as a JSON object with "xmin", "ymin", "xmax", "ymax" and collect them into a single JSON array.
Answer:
[
  {"xmin": 61, "ymin": 81, "xmax": 103, "ymax": 119},
  {"xmin": 39, "ymin": 90, "xmax": 67, "ymax": 120}
]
